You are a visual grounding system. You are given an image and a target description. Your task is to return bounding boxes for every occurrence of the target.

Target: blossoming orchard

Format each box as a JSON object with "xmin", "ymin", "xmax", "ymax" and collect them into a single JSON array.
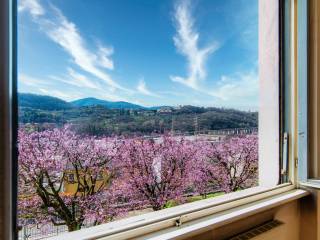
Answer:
[{"xmin": 18, "ymin": 127, "xmax": 258, "ymax": 232}]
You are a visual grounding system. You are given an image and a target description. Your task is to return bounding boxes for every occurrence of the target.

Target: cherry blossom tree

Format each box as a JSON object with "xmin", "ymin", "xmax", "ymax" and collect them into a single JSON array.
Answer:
[
  {"xmin": 18, "ymin": 125, "xmax": 259, "ymax": 232},
  {"xmin": 18, "ymin": 127, "xmax": 123, "ymax": 231},
  {"xmin": 194, "ymin": 135, "xmax": 258, "ymax": 195},
  {"xmin": 118, "ymin": 136, "xmax": 198, "ymax": 210}
]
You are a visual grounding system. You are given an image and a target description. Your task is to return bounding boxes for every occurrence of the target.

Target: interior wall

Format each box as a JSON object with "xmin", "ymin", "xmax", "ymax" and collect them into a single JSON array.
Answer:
[
  {"xmin": 299, "ymin": 188, "xmax": 320, "ymax": 240},
  {"xmin": 183, "ymin": 200, "xmax": 301, "ymax": 240}
]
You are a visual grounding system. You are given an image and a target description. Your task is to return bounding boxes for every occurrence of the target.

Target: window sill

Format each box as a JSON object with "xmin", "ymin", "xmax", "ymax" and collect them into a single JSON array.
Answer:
[
  {"xmin": 48, "ymin": 184, "xmax": 303, "ymax": 240},
  {"xmin": 299, "ymin": 179, "xmax": 320, "ymax": 189},
  {"xmin": 135, "ymin": 189, "xmax": 308, "ymax": 240}
]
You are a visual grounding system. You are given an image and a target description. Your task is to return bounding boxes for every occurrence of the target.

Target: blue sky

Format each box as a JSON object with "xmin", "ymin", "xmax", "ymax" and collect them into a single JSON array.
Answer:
[{"xmin": 18, "ymin": 0, "xmax": 258, "ymax": 109}]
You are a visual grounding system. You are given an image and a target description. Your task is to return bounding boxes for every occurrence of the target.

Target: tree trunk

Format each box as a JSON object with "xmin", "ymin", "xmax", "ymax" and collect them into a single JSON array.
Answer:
[
  {"xmin": 151, "ymin": 203, "xmax": 163, "ymax": 211},
  {"xmin": 67, "ymin": 221, "xmax": 82, "ymax": 232}
]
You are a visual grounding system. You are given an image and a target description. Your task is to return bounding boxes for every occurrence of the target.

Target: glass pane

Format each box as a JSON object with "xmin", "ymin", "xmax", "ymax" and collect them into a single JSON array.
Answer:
[{"xmin": 16, "ymin": 0, "xmax": 273, "ymax": 238}]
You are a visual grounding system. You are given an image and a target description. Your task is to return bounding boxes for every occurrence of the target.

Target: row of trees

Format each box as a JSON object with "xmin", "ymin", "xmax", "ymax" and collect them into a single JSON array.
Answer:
[
  {"xmin": 19, "ymin": 103, "xmax": 258, "ymax": 136},
  {"xmin": 18, "ymin": 127, "xmax": 258, "ymax": 231}
]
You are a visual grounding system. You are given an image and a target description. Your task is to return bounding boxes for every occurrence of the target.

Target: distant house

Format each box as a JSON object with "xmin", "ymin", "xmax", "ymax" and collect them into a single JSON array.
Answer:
[
  {"xmin": 136, "ymin": 110, "xmax": 155, "ymax": 116},
  {"xmin": 157, "ymin": 107, "xmax": 173, "ymax": 114},
  {"xmin": 62, "ymin": 168, "xmax": 109, "ymax": 194}
]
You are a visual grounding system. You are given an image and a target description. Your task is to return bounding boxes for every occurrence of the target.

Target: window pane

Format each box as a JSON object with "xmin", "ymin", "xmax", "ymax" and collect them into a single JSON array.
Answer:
[{"xmin": 17, "ymin": 0, "xmax": 279, "ymax": 238}]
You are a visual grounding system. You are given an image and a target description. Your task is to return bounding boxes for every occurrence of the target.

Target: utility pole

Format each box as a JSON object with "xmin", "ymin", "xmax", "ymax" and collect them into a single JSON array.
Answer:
[
  {"xmin": 171, "ymin": 117, "xmax": 175, "ymax": 135},
  {"xmin": 194, "ymin": 115, "xmax": 199, "ymax": 135}
]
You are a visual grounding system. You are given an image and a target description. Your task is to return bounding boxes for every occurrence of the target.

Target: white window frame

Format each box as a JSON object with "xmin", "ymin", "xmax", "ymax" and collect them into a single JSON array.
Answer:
[
  {"xmin": 3, "ymin": 0, "xmax": 308, "ymax": 239},
  {"xmin": 297, "ymin": 0, "xmax": 308, "ymax": 183},
  {"xmin": 297, "ymin": 0, "xmax": 320, "ymax": 190},
  {"xmin": 48, "ymin": 184, "xmax": 305, "ymax": 240}
]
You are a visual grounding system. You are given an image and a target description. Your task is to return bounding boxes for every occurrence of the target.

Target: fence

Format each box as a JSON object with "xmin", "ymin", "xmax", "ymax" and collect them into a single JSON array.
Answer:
[
  {"xmin": 168, "ymin": 127, "xmax": 258, "ymax": 137},
  {"xmin": 18, "ymin": 218, "xmax": 96, "ymax": 240},
  {"xmin": 17, "ymin": 189, "xmax": 226, "ymax": 240},
  {"xmin": 197, "ymin": 127, "xmax": 258, "ymax": 136},
  {"xmin": 18, "ymin": 224, "xmax": 68, "ymax": 240}
]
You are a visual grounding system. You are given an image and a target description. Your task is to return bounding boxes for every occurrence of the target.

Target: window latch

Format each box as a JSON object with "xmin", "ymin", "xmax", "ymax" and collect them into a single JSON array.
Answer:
[
  {"xmin": 175, "ymin": 216, "xmax": 182, "ymax": 227},
  {"xmin": 281, "ymin": 132, "xmax": 289, "ymax": 183}
]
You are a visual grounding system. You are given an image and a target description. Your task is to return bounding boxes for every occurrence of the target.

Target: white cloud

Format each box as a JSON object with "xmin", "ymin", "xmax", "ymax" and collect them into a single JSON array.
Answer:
[
  {"xmin": 18, "ymin": 73, "xmax": 80, "ymax": 101},
  {"xmin": 170, "ymin": 0, "xmax": 219, "ymax": 89},
  {"xmin": 19, "ymin": 72, "xmax": 117, "ymax": 102},
  {"xmin": 159, "ymin": 90, "xmax": 186, "ymax": 97},
  {"xmin": 19, "ymin": 73, "xmax": 49, "ymax": 87},
  {"xmin": 208, "ymin": 70, "xmax": 258, "ymax": 103},
  {"xmin": 44, "ymin": 7, "xmax": 126, "ymax": 90},
  {"xmin": 19, "ymin": 73, "xmax": 77, "ymax": 100},
  {"xmin": 55, "ymin": 68, "xmax": 101, "ymax": 90},
  {"xmin": 18, "ymin": 0, "xmax": 45, "ymax": 17},
  {"xmin": 38, "ymin": 84, "xmax": 129, "ymax": 102},
  {"xmin": 170, "ymin": 1, "xmax": 258, "ymax": 109},
  {"xmin": 137, "ymin": 78, "xmax": 161, "ymax": 97},
  {"xmin": 97, "ymin": 45, "xmax": 114, "ymax": 70},
  {"xmin": 38, "ymin": 88, "xmax": 74, "ymax": 100},
  {"xmin": 21, "ymin": 1, "xmax": 130, "ymax": 93},
  {"xmin": 67, "ymin": 68, "xmax": 99, "ymax": 89}
]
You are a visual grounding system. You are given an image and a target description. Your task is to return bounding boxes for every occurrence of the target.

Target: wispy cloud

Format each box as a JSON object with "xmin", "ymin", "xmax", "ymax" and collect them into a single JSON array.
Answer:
[
  {"xmin": 67, "ymin": 68, "xmax": 101, "ymax": 89},
  {"xmin": 97, "ymin": 45, "xmax": 114, "ymax": 70},
  {"xmin": 19, "ymin": 0, "xmax": 130, "ymax": 93},
  {"xmin": 19, "ymin": 72, "xmax": 128, "ymax": 102},
  {"xmin": 19, "ymin": 73, "xmax": 80, "ymax": 101},
  {"xmin": 137, "ymin": 78, "xmax": 161, "ymax": 97},
  {"xmin": 170, "ymin": 0, "xmax": 219, "ymax": 90},
  {"xmin": 18, "ymin": 0, "xmax": 45, "ymax": 17},
  {"xmin": 44, "ymin": 6, "xmax": 126, "ymax": 91},
  {"xmin": 159, "ymin": 90, "xmax": 186, "ymax": 97},
  {"xmin": 209, "ymin": 70, "xmax": 258, "ymax": 104},
  {"xmin": 38, "ymin": 88, "xmax": 74, "ymax": 100},
  {"xmin": 19, "ymin": 73, "xmax": 50, "ymax": 87},
  {"xmin": 170, "ymin": 0, "xmax": 258, "ymax": 109},
  {"xmin": 49, "ymin": 68, "xmax": 102, "ymax": 90}
]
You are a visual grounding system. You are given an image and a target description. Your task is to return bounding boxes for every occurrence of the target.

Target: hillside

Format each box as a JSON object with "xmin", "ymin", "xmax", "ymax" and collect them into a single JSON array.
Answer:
[
  {"xmin": 71, "ymin": 97, "xmax": 145, "ymax": 109},
  {"xmin": 19, "ymin": 93, "xmax": 73, "ymax": 110},
  {"xmin": 18, "ymin": 93, "xmax": 258, "ymax": 136}
]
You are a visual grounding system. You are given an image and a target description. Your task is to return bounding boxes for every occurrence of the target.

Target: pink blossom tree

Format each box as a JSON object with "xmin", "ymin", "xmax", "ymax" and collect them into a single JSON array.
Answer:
[
  {"xmin": 18, "ymin": 127, "xmax": 123, "ymax": 231},
  {"xmin": 194, "ymin": 135, "xmax": 258, "ymax": 196},
  {"xmin": 18, "ymin": 125, "xmax": 259, "ymax": 232},
  {"xmin": 118, "ymin": 136, "xmax": 198, "ymax": 210}
]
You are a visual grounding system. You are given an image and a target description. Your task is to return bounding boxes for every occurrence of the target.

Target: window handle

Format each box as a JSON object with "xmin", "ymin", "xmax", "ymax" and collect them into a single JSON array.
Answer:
[{"xmin": 281, "ymin": 132, "xmax": 289, "ymax": 183}]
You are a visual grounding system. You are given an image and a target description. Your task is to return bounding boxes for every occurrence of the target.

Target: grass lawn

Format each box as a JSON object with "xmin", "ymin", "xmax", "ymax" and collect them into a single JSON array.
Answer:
[
  {"xmin": 187, "ymin": 192, "xmax": 225, "ymax": 203},
  {"xmin": 164, "ymin": 192, "xmax": 225, "ymax": 208}
]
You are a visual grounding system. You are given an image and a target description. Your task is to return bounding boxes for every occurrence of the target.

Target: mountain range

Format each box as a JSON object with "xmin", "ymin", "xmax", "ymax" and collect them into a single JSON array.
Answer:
[
  {"xmin": 19, "ymin": 93, "xmax": 148, "ymax": 110},
  {"xmin": 71, "ymin": 97, "xmax": 145, "ymax": 110},
  {"xmin": 18, "ymin": 93, "xmax": 258, "ymax": 136}
]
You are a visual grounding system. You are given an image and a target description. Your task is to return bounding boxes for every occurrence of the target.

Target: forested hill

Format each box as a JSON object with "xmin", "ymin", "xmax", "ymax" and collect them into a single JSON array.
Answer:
[
  {"xmin": 19, "ymin": 93, "xmax": 146, "ymax": 110},
  {"xmin": 71, "ymin": 97, "xmax": 145, "ymax": 109},
  {"xmin": 18, "ymin": 93, "xmax": 258, "ymax": 136},
  {"xmin": 19, "ymin": 93, "xmax": 73, "ymax": 110}
]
